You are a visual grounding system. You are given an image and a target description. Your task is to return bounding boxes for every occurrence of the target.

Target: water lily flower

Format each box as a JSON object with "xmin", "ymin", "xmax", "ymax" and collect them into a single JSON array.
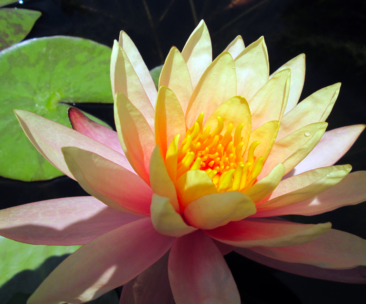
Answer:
[{"xmin": 1, "ymin": 20, "xmax": 366, "ymax": 303}]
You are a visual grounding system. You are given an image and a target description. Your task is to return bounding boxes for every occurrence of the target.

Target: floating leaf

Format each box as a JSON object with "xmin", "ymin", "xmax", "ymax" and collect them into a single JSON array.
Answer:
[
  {"xmin": 0, "ymin": 9, "xmax": 41, "ymax": 51},
  {"xmin": 0, "ymin": 0, "xmax": 17, "ymax": 8},
  {"xmin": 150, "ymin": 65, "xmax": 163, "ymax": 88},
  {"xmin": 0, "ymin": 36, "xmax": 113, "ymax": 181},
  {"xmin": 0, "ymin": 236, "xmax": 119, "ymax": 303}
]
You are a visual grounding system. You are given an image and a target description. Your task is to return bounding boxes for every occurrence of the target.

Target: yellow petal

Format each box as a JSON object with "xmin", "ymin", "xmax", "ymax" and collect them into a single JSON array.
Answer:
[
  {"xmin": 150, "ymin": 146, "xmax": 180, "ymax": 212},
  {"xmin": 257, "ymin": 165, "xmax": 352, "ymax": 212},
  {"xmin": 250, "ymin": 69, "xmax": 291, "ymax": 130},
  {"xmin": 186, "ymin": 52, "xmax": 236, "ymax": 127},
  {"xmin": 159, "ymin": 47, "xmax": 193, "ymax": 114},
  {"xmin": 166, "ymin": 135, "xmax": 180, "ymax": 182},
  {"xmin": 205, "ymin": 96, "xmax": 251, "ymax": 143},
  {"xmin": 235, "ymin": 36, "xmax": 269, "ymax": 100},
  {"xmin": 151, "ymin": 194, "xmax": 197, "ymax": 237},
  {"xmin": 243, "ymin": 163, "xmax": 285, "ymax": 203},
  {"xmin": 224, "ymin": 35, "xmax": 245, "ymax": 59},
  {"xmin": 260, "ymin": 122, "xmax": 328, "ymax": 178},
  {"xmin": 243, "ymin": 121, "xmax": 280, "ymax": 162},
  {"xmin": 271, "ymin": 54, "xmax": 305, "ymax": 115},
  {"xmin": 278, "ymin": 83, "xmax": 341, "ymax": 140},
  {"xmin": 115, "ymin": 93, "xmax": 155, "ymax": 185},
  {"xmin": 155, "ymin": 86, "xmax": 186, "ymax": 157},
  {"xmin": 182, "ymin": 20, "xmax": 212, "ymax": 88},
  {"xmin": 119, "ymin": 31, "xmax": 157, "ymax": 107},
  {"xmin": 110, "ymin": 41, "xmax": 155, "ymax": 130},
  {"xmin": 184, "ymin": 191, "xmax": 256, "ymax": 230},
  {"xmin": 176, "ymin": 170, "xmax": 217, "ymax": 209}
]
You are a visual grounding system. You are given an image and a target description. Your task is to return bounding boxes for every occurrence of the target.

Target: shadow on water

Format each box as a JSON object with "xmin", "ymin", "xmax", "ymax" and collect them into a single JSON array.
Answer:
[{"xmin": 0, "ymin": 255, "xmax": 119, "ymax": 304}]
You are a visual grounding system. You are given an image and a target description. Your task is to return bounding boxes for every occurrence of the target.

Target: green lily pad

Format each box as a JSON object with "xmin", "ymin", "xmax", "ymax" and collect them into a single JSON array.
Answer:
[
  {"xmin": 0, "ymin": 36, "xmax": 114, "ymax": 181},
  {"xmin": 150, "ymin": 65, "xmax": 162, "ymax": 88},
  {"xmin": 0, "ymin": 0, "xmax": 17, "ymax": 7},
  {"xmin": 0, "ymin": 236, "xmax": 119, "ymax": 303},
  {"xmin": 0, "ymin": 236, "xmax": 80, "ymax": 303},
  {"xmin": 0, "ymin": 9, "xmax": 41, "ymax": 51}
]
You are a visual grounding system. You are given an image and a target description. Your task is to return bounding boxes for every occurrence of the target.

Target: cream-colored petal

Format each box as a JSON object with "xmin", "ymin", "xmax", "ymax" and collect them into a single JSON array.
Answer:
[
  {"xmin": 293, "ymin": 125, "xmax": 365, "ymax": 175},
  {"xmin": 235, "ymin": 36, "xmax": 269, "ymax": 100},
  {"xmin": 243, "ymin": 163, "xmax": 285, "ymax": 203},
  {"xmin": 206, "ymin": 219, "xmax": 331, "ymax": 248},
  {"xmin": 151, "ymin": 194, "xmax": 197, "ymax": 237},
  {"xmin": 250, "ymin": 69, "xmax": 291, "ymax": 130},
  {"xmin": 184, "ymin": 192, "xmax": 256, "ymax": 230},
  {"xmin": 62, "ymin": 147, "xmax": 152, "ymax": 216},
  {"xmin": 155, "ymin": 86, "xmax": 186, "ymax": 157},
  {"xmin": 176, "ymin": 170, "xmax": 217, "ymax": 209},
  {"xmin": 185, "ymin": 52, "xmax": 236, "ymax": 127},
  {"xmin": 115, "ymin": 93, "xmax": 155, "ymax": 185},
  {"xmin": 256, "ymin": 165, "xmax": 352, "ymax": 213},
  {"xmin": 119, "ymin": 31, "xmax": 157, "ymax": 107},
  {"xmin": 271, "ymin": 54, "xmax": 305, "ymax": 115},
  {"xmin": 159, "ymin": 47, "xmax": 193, "ymax": 113},
  {"xmin": 278, "ymin": 83, "xmax": 341, "ymax": 140},
  {"xmin": 181, "ymin": 20, "xmax": 212, "ymax": 88},
  {"xmin": 205, "ymin": 95, "xmax": 251, "ymax": 143},
  {"xmin": 111, "ymin": 41, "xmax": 155, "ymax": 130},
  {"xmin": 260, "ymin": 122, "xmax": 328, "ymax": 178},
  {"xmin": 243, "ymin": 121, "xmax": 280, "ymax": 162},
  {"xmin": 224, "ymin": 35, "xmax": 245, "ymax": 59},
  {"xmin": 150, "ymin": 146, "xmax": 179, "ymax": 212}
]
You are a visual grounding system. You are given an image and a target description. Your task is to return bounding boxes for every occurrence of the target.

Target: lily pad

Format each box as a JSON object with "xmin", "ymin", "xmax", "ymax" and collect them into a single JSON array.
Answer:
[
  {"xmin": 0, "ymin": 236, "xmax": 119, "ymax": 303},
  {"xmin": 150, "ymin": 65, "xmax": 162, "ymax": 88},
  {"xmin": 0, "ymin": 0, "xmax": 17, "ymax": 7},
  {"xmin": 0, "ymin": 236, "xmax": 80, "ymax": 303},
  {"xmin": 0, "ymin": 36, "xmax": 114, "ymax": 181},
  {"xmin": 0, "ymin": 9, "xmax": 41, "ymax": 51}
]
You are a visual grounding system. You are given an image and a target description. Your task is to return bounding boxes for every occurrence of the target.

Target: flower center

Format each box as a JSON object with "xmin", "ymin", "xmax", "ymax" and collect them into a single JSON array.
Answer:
[{"xmin": 175, "ymin": 113, "xmax": 264, "ymax": 192}]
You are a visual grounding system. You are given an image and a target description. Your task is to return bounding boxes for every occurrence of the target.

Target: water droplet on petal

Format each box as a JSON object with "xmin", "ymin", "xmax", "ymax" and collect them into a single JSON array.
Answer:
[
  {"xmin": 233, "ymin": 66, "xmax": 235, "ymax": 69},
  {"xmin": 304, "ymin": 132, "xmax": 310, "ymax": 137},
  {"xmin": 212, "ymin": 73, "xmax": 215, "ymax": 75}
]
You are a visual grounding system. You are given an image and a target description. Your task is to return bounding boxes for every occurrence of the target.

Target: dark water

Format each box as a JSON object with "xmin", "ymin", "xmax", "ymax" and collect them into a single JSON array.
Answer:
[{"xmin": 1, "ymin": 0, "xmax": 366, "ymax": 303}]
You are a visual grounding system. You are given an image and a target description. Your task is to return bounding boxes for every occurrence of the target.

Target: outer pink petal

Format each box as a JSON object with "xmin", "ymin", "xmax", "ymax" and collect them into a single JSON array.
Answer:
[
  {"xmin": 0, "ymin": 196, "xmax": 141, "ymax": 245},
  {"xmin": 15, "ymin": 110, "xmax": 133, "ymax": 179},
  {"xmin": 289, "ymin": 125, "xmax": 365, "ymax": 176},
  {"xmin": 254, "ymin": 171, "xmax": 366, "ymax": 217},
  {"xmin": 248, "ymin": 229, "xmax": 366, "ymax": 269},
  {"xmin": 169, "ymin": 231, "xmax": 240, "ymax": 304},
  {"xmin": 28, "ymin": 219, "xmax": 174, "ymax": 304},
  {"xmin": 68, "ymin": 108, "xmax": 125, "ymax": 155},
  {"xmin": 205, "ymin": 219, "xmax": 331, "ymax": 248},
  {"xmin": 120, "ymin": 253, "xmax": 175, "ymax": 304},
  {"xmin": 235, "ymin": 248, "xmax": 366, "ymax": 284},
  {"xmin": 62, "ymin": 147, "xmax": 152, "ymax": 216}
]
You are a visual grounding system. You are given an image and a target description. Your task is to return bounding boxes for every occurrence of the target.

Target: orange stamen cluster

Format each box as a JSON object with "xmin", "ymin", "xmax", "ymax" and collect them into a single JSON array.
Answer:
[{"xmin": 175, "ymin": 113, "xmax": 264, "ymax": 192}]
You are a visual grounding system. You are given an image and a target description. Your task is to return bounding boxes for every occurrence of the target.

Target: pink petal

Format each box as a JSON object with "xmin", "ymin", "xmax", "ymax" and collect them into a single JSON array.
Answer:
[
  {"xmin": 254, "ymin": 171, "xmax": 366, "ymax": 217},
  {"xmin": 169, "ymin": 231, "xmax": 240, "ymax": 304},
  {"xmin": 236, "ymin": 248, "xmax": 366, "ymax": 284},
  {"xmin": 248, "ymin": 228, "xmax": 366, "ymax": 269},
  {"xmin": 289, "ymin": 125, "xmax": 365, "ymax": 176},
  {"xmin": 15, "ymin": 110, "xmax": 133, "ymax": 179},
  {"xmin": 28, "ymin": 219, "xmax": 174, "ymax": 304},
  {"xmin": 62, "ymin": 147, "xmax": 152, "ymax": 216},
  {"xmin": 120, "ymin": 253, "xmax": 175, "ymax": 304},
  {"xmin": 68, "ymin": 108, "xmax": 125, "ymax": 155},
  {"xmin": 0, "ymin": 196, "xmax": 141, "ymax": 245},
  {"xmin": 205, "ymin": 219, "xmax": 331, "ymax": 248}
]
